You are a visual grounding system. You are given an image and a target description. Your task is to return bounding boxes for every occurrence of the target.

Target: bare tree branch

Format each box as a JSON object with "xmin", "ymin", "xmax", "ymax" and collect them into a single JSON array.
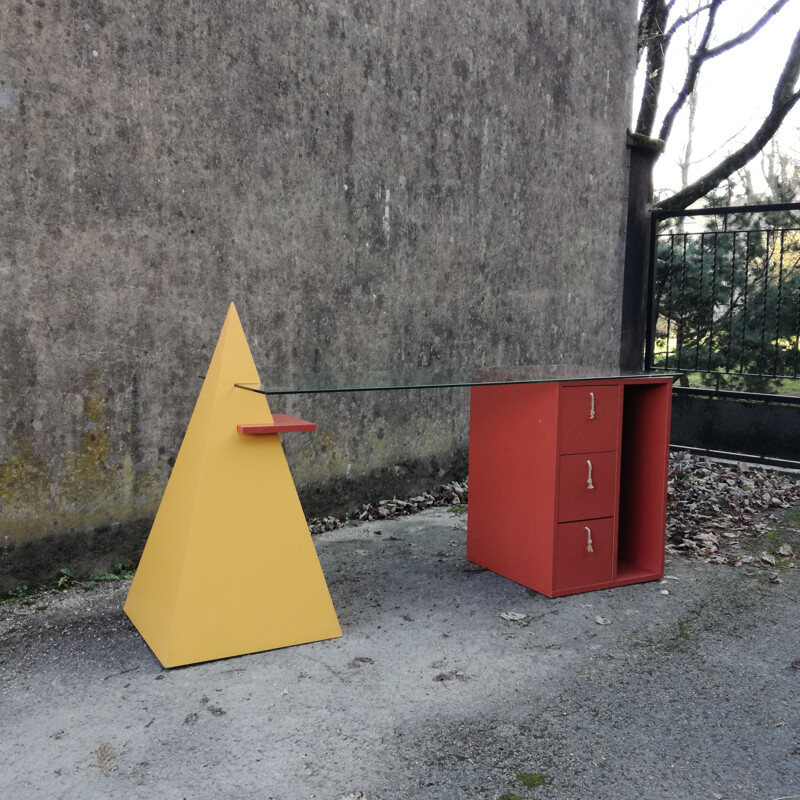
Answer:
[
  {"xmin": 666, "ymin": 2, "xmax": 713, "ymax": 40},
  {"xmin": 656, "ymin": 27, "xmax": 800, "ymax": 213},
  {"xmin": 633, "ymin": 0, "xmax": 800, "ymax": 211},
  {"xmin": 635, "ymin": 0, "xmax": 719, "ymax": 134},
  {"xmin": 637, "ymin": 0, "xmax": 666, "ymax": 69},
  {"xmin": 655, "ymin": 0, "xmax": 793, "ymax": 143},
  {"xmin": 705, "ymin": 0, "xmax": 792, "ymax": 58},
  {"xmin": 636, "ymin": 0, "xmax": 670, "ymax": 136},
  {"xmin": 657, "ymin": 0, "xmax": 723, "ymax": 143}
]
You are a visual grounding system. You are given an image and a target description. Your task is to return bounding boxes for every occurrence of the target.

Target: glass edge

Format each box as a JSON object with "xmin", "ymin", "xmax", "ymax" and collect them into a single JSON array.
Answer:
[{"xmin": 234, "ymin": 372, "xmax": 681, "ymax": 396}]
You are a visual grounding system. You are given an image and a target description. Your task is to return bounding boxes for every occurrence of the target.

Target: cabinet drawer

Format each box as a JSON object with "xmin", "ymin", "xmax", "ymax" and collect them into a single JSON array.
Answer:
[
  {"xmin": 559, "ymin": 384, "xmax": 619, "ymax": 455},
  {"xmin": 557, "ymin": 451, "xmax": 617, "ymax": 522},
  {"xmin": 554, "ymin": 518, "xmax": 614, "ymax": 591}
]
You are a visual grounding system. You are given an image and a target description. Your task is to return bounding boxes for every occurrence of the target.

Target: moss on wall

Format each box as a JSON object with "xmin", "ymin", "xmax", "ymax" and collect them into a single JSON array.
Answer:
[{"xmin": 1, "ymin": 379, "xmax": 162, "ymax": 547}]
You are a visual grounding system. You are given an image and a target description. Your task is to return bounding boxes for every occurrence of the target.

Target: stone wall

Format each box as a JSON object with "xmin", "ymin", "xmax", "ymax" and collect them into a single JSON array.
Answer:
[{"xmin": 0, "ymin": 0, "xmax": 637, "ymax": 589}]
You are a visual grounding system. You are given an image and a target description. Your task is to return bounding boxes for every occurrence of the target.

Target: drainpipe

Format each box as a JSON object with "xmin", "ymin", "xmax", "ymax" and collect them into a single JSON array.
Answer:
[{"xmin": 620, "ymin": 131, "xmax": 665, "ymax": 371}]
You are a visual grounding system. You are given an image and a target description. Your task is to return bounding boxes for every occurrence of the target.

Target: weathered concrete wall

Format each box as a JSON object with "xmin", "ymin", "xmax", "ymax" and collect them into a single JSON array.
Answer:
[{"xmin": 0, "ymin": 0, "xmax": 637, "ymax": 589}]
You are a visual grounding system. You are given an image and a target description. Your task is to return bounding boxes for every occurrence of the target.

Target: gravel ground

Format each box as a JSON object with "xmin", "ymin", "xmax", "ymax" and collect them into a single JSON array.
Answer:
[{"xmin": 1, "ymin": 497, "xmax": 799, "ymax": 800}]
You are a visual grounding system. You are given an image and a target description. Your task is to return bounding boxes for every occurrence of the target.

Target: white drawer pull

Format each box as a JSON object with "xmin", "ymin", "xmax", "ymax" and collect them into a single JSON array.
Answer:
[
  {"xmin": 585, "ymin": 526, "xmax": 593, "ymax": 553},
  {"xmin": 589, "ymin": 391, "xmax": 596, "ymax": 420},
  {"xmin": 586, "ymin": 459, "xmax": 594, "ymax": 490}
]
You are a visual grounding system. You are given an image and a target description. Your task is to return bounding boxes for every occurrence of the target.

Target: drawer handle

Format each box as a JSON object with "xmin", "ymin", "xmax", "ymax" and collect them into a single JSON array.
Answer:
[
  {"xmin": 586, "ymin": 459, "xmax": 594, "ymax": 490},
  {"xmin": 585, "ymin": 526, "xmax": 594, "ymax": 553},
  {"xmin": 589, "ymin": 391, "xmax": 596, "ymax": 420}
]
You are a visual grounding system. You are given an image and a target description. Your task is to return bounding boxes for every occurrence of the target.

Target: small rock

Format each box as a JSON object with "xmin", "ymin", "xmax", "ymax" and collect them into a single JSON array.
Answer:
[
  {"xmin": 500, "ymin": 611, "xmax": 527, "ymax": 622},
  {"xmin": 433, "ymin": 669, "xmax": 469, "ymax": 682},
  {"xmin": 347, "ymin": 656, "xmax": 374, "ymax": 668},
  {"xmin": 594, "ymin": 616, "xmax": 612, "ymax": 625}
]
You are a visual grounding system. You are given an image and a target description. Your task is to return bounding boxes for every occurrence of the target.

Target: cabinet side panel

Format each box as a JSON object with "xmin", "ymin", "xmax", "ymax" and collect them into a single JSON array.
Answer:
[
  {"xmin": 467, "ymin": 383, "xmax": 559, "ymax": 593},
  {"xmin": 617, "ymin": 380, "xmax": 673, "ymax": 576}
]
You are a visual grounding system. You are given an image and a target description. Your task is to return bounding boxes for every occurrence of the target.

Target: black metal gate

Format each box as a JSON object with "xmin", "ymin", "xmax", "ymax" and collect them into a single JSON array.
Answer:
[{"xmin": 645, "ymin": 202, "xmax": 800, "ymax": 468}]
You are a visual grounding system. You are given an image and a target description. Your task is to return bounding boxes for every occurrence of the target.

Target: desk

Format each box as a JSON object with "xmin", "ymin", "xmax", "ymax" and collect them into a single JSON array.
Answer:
[
  {"xmin": 125, "ymin": 305, "xmax": 676, "ymax": 666},
  {"xmin": 237, "ymin": 366, "xmax": 676, "ymax": 599}
]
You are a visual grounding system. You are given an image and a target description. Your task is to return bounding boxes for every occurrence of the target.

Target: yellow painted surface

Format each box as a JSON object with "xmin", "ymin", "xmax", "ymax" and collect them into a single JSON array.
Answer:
[{"xmin": 123, "ymin": 303, "xmax": 341, "ymax": 667}]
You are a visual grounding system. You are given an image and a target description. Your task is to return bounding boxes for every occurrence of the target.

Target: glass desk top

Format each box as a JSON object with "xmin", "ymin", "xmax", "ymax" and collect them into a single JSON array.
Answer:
[{"xmin": 234, "ymin": 366, "xmax": 679, "ymax": 396}]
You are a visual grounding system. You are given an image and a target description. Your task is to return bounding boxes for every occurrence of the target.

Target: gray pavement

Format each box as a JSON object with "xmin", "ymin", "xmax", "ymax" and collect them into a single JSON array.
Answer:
[{"xmin": 1, "ymin": 507, "xmax": 799, "ymax": 800}]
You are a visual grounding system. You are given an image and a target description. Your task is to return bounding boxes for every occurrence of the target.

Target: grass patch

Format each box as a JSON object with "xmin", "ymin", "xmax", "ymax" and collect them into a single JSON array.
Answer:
[
  {"xmin": 3, "ymin": 584, "xmax": 29, "ymax": 602},
  {"xmin": 779, "ymin": 509, "xmax": 800, "ymax": 530},
  {"xmin": 449, "ymin": 505, "xmax": 468, "ymax": 514},
  {"xmin": 4, "ymin": 561, "xmax": 136, "ymax": 601},
  {"xmin": 517, "ymin": 772, "xmax": 547, "ymax": 787},
  {"xmin": 665, "ymin": 619, "xmax": 694, "ymax": 652},
  {"xmin": 85, "ymin": 561, "xmax": 136, "ymax": 585}
]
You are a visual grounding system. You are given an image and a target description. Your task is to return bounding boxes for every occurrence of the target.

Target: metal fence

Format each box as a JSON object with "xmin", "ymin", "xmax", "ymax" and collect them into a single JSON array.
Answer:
[{"xmin": 646, "ymin": 202, "xmax": 800, "ymax": 394}]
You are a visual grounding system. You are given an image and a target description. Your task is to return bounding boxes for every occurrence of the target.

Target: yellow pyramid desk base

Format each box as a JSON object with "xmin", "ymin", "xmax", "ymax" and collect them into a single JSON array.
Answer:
[{"xmin": 124, "ymin": 304, "xmax": 341, "ymax": 667}]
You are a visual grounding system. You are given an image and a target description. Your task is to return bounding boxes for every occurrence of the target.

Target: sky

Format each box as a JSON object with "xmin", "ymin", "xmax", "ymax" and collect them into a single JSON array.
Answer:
[{"xmin": 637, "ymin": 0, "xmax": 800, "ymax": 199}]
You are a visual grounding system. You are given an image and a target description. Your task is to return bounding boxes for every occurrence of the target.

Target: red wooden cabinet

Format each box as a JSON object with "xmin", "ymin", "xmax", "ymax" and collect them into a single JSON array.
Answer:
[{"xmin": 466, "ymin": 376, "xmax": 673, "ymax": 597}]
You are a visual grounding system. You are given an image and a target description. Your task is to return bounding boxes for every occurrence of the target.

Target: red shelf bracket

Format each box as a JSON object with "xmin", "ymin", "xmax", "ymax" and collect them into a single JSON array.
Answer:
[{"xmin": 237, "ymin": 414, "xmax": 317, "ymax": 435}]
